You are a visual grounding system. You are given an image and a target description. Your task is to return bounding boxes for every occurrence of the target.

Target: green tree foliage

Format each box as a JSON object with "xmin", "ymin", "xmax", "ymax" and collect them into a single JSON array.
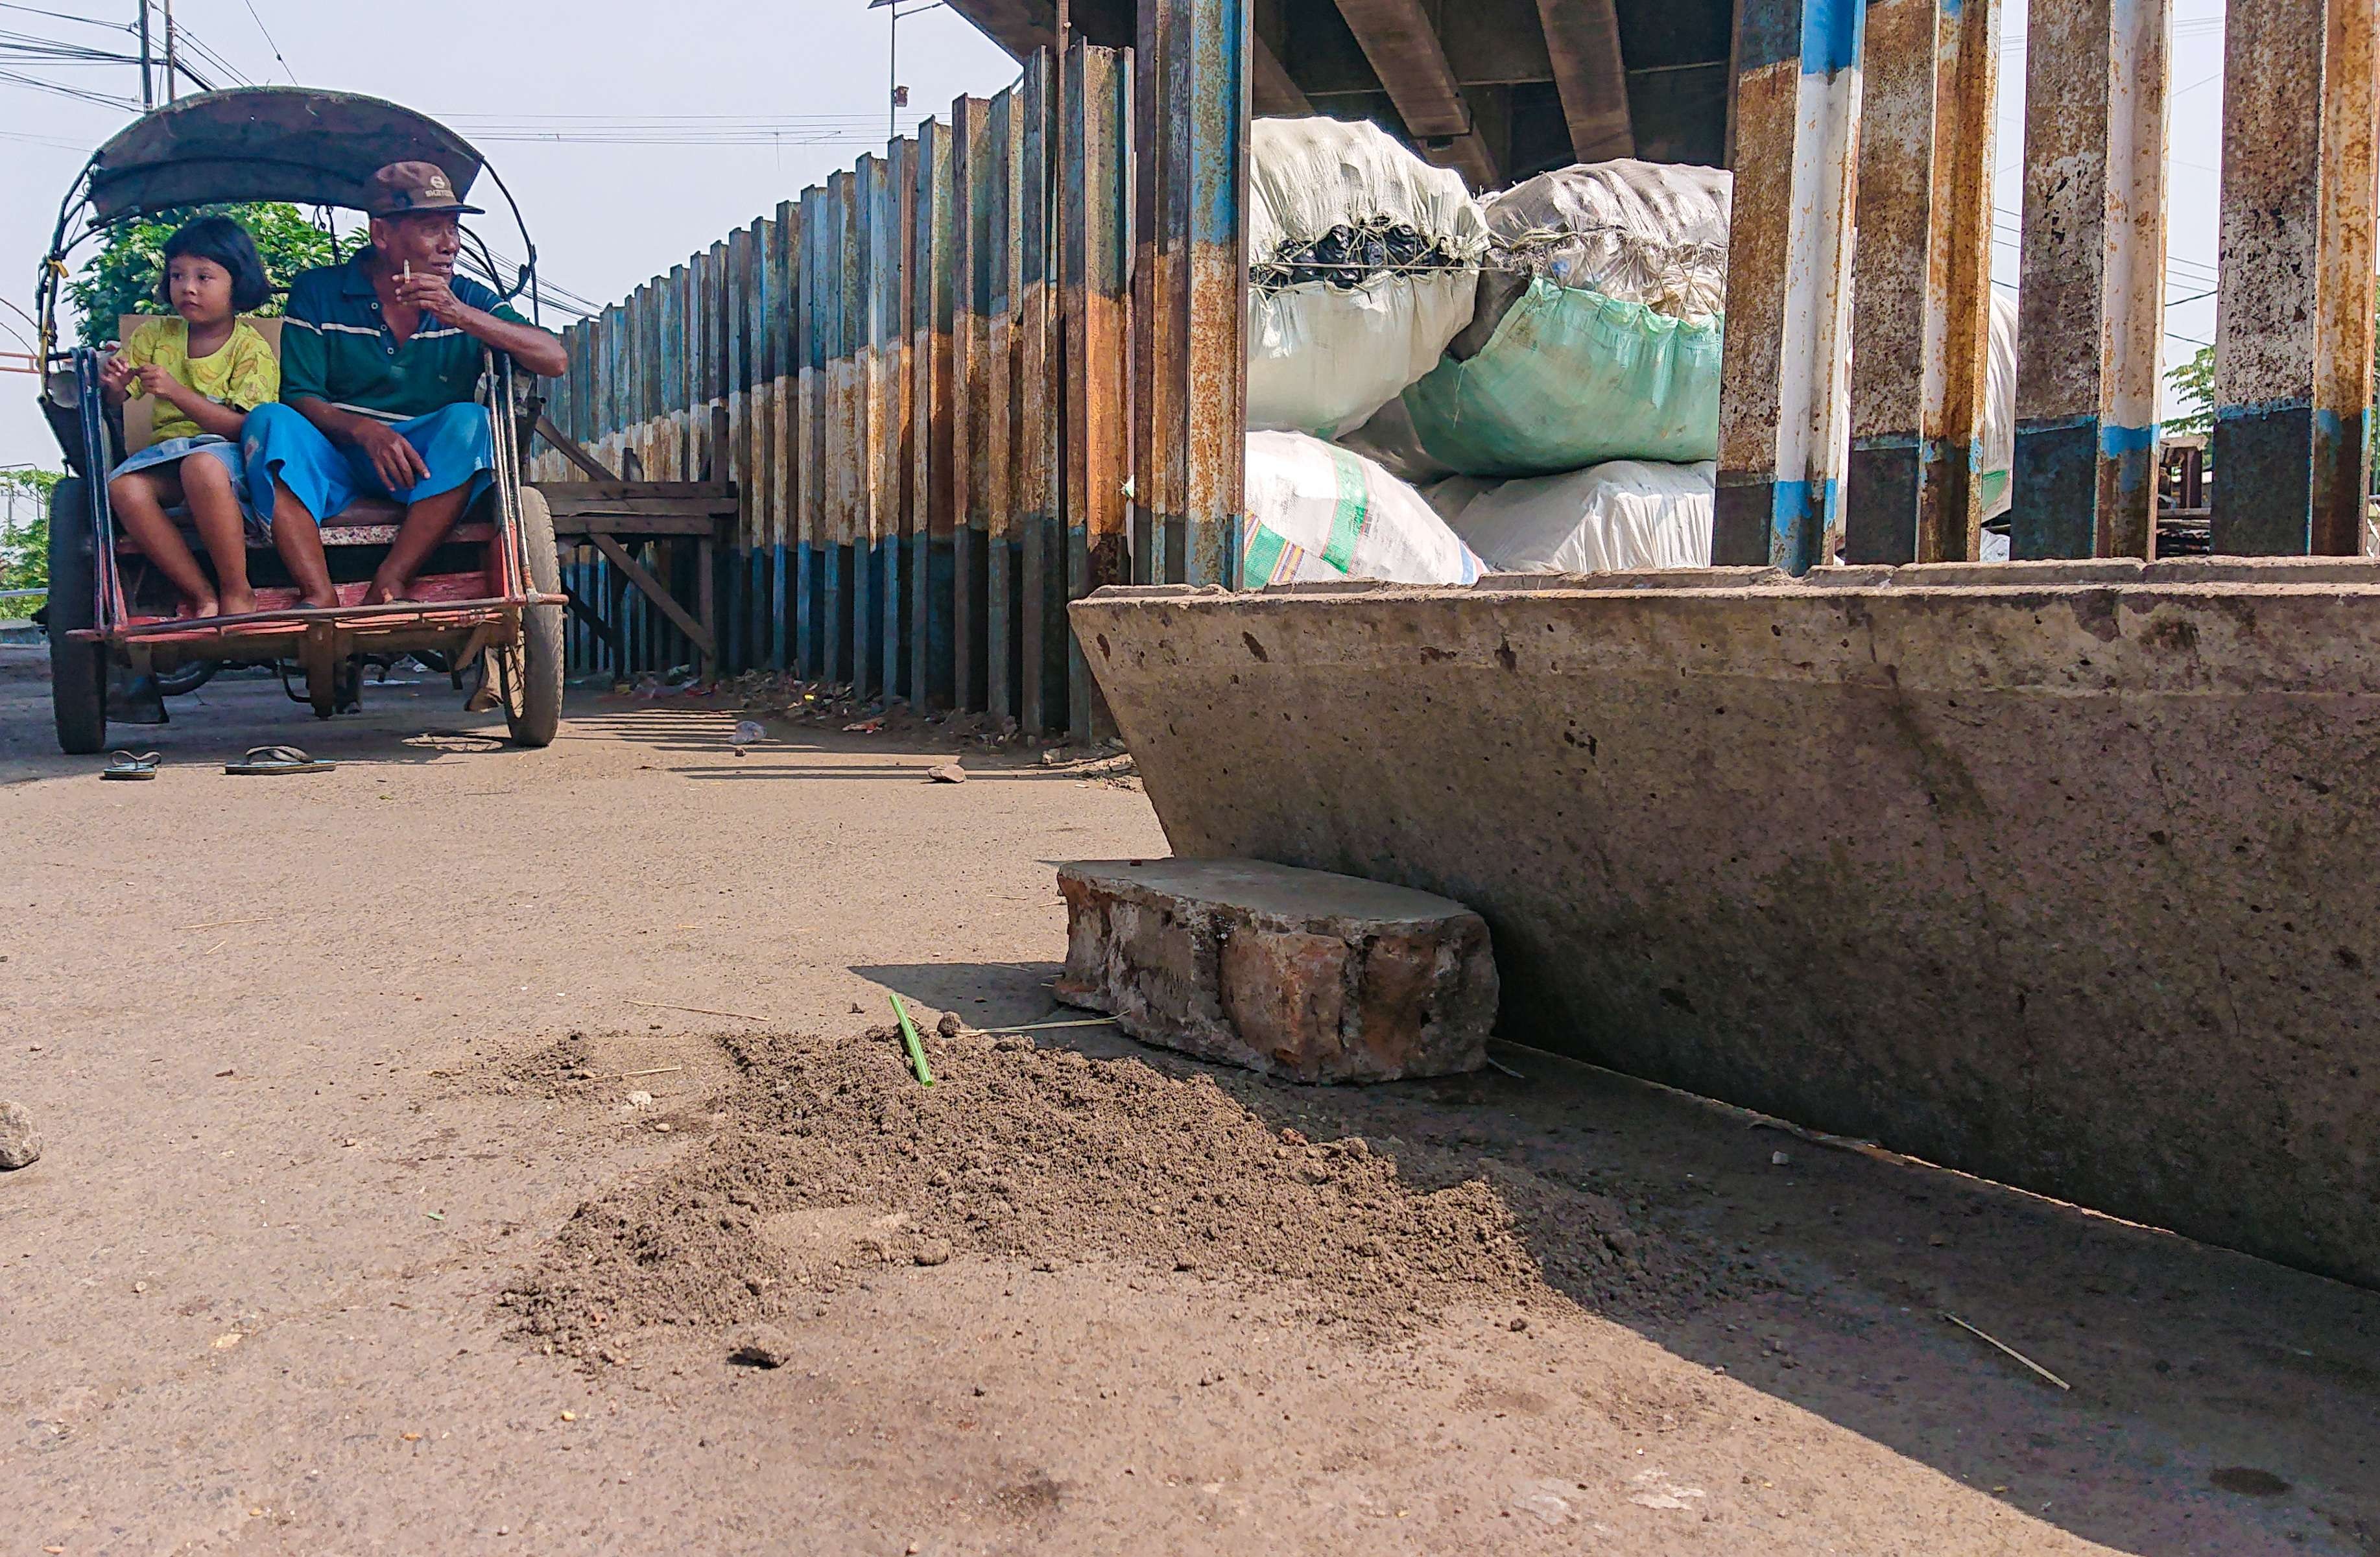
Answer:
[
  {"xmin": 65, "ymin": 202, "xmax": 337, "ymax": 346},
  {"xmin": 2163, "ymin": 309, "xmax": 2380, "ymax": 442},
  {"xmin": 1, "ymin": 468, "xmax": 64, "ymax": 604},
  {"xmin": 2163, "ymin": 344, "xmax": 2216, "ymax": 439}
]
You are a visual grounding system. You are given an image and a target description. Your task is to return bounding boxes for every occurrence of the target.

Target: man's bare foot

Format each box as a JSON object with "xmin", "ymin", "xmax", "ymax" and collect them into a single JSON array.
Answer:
[
  {"xmin": 361, "ymin": 574, "xmax": 417, "ymax": 606},
  {"xmin": 218, "ymin": 587, "xmax": 255, "ymax": 617},
  {"xmin": 297, "ymin": 586, "xmax": 339, "ymax": 610},
  {"xmin": 183, "ymin": 593, "xmax": 220, "ymax": 619}
]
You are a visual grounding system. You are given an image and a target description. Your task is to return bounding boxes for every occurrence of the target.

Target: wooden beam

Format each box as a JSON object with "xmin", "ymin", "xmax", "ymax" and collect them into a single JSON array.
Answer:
[
  {"xmin": 565, "ymin": 591, "xmax": 625, "ymax": 660},
  {"xmin": 533, "ymin": 413, "xmax": 618, "ymax": 482},
  {"xmin": 1329, "ymin": 0, "xmax": 1500, "ymax": 187},
  {"xmin": 588, "ymin": 531, "xmax": 716, "ymax": 658},
  {"xmin": 1252, "ymin": 33, "xmax": 1312, "ymax": 115},
  {"xmin": 1535, "ymin": 0, "xmax": 1634, "ymax": 161}
]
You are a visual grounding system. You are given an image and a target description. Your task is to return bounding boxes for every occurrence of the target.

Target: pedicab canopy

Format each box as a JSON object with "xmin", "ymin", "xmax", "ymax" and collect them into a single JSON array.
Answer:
[{"xmin": 80, "ymin": 86, "xmax": 486, "ymax": 223}]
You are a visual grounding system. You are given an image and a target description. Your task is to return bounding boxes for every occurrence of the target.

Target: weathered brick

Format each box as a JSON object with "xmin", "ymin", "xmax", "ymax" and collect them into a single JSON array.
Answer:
[{"xmin": 1054, "ymin": 859, "xmax": 1497, "ymax": 1083}]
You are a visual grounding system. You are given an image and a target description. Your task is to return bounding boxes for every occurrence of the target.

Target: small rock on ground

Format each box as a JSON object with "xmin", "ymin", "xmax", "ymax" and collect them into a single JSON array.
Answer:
[
  {"xmin": 726, "ymin": 1324, "xmax": 793, "ymax": 1369},
  {"xmin": 0, "ymin": 1099, "xmax": 40, "ymax": 1170}
]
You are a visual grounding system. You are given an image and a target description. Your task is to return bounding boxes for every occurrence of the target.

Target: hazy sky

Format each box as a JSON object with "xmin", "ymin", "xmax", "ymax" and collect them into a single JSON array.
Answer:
[{"xmin": 3, "ymin": 0, "xmax": 2231, "ymax": 474}]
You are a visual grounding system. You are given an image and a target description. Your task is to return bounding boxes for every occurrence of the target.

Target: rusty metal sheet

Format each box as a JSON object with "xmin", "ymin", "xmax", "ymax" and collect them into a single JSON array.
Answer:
[
  {"xmin": 1064, "ymin": 42, "xmax": 1132, "ymax": 738},
  {"xmin": 1130, "ymin": 0, "xmax": 1247, "ymax": 588},
  {"xmin": 797, "ymin": 185, "xmax": 826, "ymax": 678},
  {"xmin": 824, "ymin": 171, "xmax": 855, "ymax": 683},
  {"xmin": 768, "ymin": 201, "xmax": 797, "ymax": 666},
  {"xmin": 1016, "ymin": 51, "xmax": 1063, "ymax": 735},
  {"xmin": 726, "ymin": 226, "xmax": 754, "ymax": 557},
  {"xmin": 914, "ymin": 117, "xmax": 958, "ymax": 709},
  {"xmin": 882, "ymin": 137, "xmax": 917, "ymax": 702},
  {"xmin": 1133, "ymin": 0, "xmax": 1181, "ymax": 582},
  {"xmin": 954, "ymin": 94, "xmax": 995, "ymax": 713},
  {"xmin": 986, "ymin": 87, "xmax": 1019, "ymax": 726}
]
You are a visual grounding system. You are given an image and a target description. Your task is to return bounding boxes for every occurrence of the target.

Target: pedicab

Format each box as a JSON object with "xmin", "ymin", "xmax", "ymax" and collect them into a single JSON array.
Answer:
[{"xmin": 31, "ymin": 86, "xmax": 565, "ymax": 754}]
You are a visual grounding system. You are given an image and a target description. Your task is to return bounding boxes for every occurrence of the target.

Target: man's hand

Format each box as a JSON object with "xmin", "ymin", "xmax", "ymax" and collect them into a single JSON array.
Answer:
[
  {"xmin": 353, "ymin": 419, "xmax": 432, "ymax": 493},
  {"xmin": 391, "ymin": 270, "xmax": 474, "ymax": 327}
]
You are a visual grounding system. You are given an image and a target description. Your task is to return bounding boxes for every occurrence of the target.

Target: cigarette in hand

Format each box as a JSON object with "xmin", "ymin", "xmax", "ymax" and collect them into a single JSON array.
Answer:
[{"xmin": 403, "ymin": 261, "xmax": 412, "ymax": 281}]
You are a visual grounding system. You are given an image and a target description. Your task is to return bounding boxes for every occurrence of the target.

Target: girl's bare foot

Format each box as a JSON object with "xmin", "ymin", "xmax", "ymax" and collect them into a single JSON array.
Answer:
[
  {"xmin": 218, "ymin": 587, "xmax": 255, "ymax": 616},
  {"xmin": 184, "ymin": 593, "xmax": 220, "ymax": 619}
]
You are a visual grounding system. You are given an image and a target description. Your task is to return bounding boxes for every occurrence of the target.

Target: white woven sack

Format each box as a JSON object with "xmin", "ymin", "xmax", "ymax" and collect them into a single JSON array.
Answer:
[
  {"xmin": 1246, "ymin": 117, "xmax": 1487, "ymax": 438},
  {"xmin": 1449, "ymin": 459, "xmax": 1715, "ymax": 574},
  {"xmin": 1247, "ymin": 271, "xmax": 1479, "ymax": 438},
  {"xmin": 1243, "ymin": 431, "xmax": 1485, "ymax": 587}
]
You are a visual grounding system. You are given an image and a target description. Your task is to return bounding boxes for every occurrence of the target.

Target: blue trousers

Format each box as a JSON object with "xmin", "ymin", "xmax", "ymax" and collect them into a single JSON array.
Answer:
[{"xmin": 241, "ymin": 401, "xmax": 493, "ymax": 532}]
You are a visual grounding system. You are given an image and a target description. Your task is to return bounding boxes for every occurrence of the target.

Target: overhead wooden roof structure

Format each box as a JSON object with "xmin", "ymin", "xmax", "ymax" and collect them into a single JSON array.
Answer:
[{"xmin": 941, "ymin": 0, "xmax": 1733, "ymax": 190}]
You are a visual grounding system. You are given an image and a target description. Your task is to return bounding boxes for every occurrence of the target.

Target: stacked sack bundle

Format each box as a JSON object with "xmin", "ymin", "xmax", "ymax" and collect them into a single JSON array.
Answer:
[
  {"xmin": 1403, "ymin": 159, "xmax": 1731, "ymax": 478},
  {"xmin": 1246, "ymin": 117, "xmax": 1488, "ymax": 442}
]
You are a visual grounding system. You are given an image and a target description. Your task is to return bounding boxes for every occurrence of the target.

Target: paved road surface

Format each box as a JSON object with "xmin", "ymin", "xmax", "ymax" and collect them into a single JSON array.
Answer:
[{"xmin": 3, "ymin": 656, "xmax": 2374, "ymax": 1554}]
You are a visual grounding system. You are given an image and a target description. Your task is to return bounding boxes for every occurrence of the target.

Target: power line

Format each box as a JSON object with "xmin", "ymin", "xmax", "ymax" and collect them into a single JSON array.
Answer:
[
  {"xmin": 0, "ymin": 1, "xmax": 130, "ymax": 29},
  {"xmin": 235, "ymin": 0, "xmax": 293, "ymax": 83},
  {"xmin": 0, "ymin": 125, "xmax": 91, "ymax": 149},
  {"xmin": 0, "ymin": 65, "xmax": 139, "ymax": 108}
]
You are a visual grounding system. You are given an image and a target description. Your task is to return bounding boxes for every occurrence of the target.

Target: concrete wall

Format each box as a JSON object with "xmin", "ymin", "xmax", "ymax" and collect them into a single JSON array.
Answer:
[{"xmin": 1072, "ymin": 558, "xmax": 2380, "ymax": 1289}]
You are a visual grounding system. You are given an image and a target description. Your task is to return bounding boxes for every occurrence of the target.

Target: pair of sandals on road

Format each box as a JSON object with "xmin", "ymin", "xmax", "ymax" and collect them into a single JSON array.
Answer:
[{"xmin": 101, "ymin": 745, "xmax": 336, "ymax": 780}]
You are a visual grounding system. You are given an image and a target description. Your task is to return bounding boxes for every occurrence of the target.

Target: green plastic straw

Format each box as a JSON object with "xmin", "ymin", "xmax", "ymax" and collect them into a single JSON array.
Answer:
[{"xmin": 889, "ymin": 993, "xmax": 934, "ymax": 1086}]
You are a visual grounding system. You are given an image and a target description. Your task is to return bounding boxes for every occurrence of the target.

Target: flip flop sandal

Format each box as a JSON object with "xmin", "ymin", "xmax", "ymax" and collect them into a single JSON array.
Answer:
[
  {"xmin": 100, "ymin": 750, "xmax": 160, "ymax": 781},
  {"xmin": 224, "ymin": 744, "xmax": 336, "ymax": 776}
]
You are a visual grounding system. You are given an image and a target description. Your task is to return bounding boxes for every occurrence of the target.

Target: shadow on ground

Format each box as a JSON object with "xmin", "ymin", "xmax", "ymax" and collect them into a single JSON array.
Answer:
[{"xmin": 853, "ymin": 957, "xmax": 2380, "ymax": 1557}]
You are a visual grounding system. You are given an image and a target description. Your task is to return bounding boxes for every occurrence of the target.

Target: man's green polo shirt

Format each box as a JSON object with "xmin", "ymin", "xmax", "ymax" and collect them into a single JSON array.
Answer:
[{"xmin": 279, "ymin": 249, "xmax": 527, "ymax": 423}]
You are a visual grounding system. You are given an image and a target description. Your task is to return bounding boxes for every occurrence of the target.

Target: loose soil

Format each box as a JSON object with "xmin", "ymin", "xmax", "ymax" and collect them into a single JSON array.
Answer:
[{"xmin": 506, "ymin": 1025, "xmax": 1750, "ymax": 1362}]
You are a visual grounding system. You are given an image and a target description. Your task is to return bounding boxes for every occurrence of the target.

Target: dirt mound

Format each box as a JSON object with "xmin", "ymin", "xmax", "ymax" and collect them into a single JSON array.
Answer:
[{"xmin": 506, "ymin": 1025, "xmax": 1749, "ymax": 1362}]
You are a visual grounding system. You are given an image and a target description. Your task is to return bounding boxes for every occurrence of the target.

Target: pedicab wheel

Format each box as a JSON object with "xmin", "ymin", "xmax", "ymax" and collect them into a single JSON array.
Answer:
[
  {"xmin": 156, "ymin": 660, "xmax": 218, "ymax": 697},
  {"xmin": 45, "ymin": 476, "xmax": 108, "ymax": 755},
  {"xmin": 506, "ymin": 485, "xmax": 564, "ymax": 748}
]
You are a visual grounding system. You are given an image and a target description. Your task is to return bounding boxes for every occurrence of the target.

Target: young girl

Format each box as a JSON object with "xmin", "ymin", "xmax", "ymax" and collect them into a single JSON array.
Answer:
[{"xmin": 100, "ymin": 215, "xmax": 280, "ymax": 618}]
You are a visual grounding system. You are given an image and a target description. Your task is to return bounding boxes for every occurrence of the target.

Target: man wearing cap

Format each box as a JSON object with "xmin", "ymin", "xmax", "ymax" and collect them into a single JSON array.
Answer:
[{"xmin": 242, "ymin": 160, "xmax": 567, "ymax": 606}]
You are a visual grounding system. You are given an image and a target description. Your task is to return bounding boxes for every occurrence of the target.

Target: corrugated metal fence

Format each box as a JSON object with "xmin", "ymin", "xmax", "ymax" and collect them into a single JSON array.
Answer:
[{"xmin": 530, "ymin": 45, "xmax": 1133, "ymax": 735}]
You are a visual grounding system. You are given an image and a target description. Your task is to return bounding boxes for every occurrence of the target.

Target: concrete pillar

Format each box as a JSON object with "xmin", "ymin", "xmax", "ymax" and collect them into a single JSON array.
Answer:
[
  {"xmin": 2211, "ymin": 0, "xmax": 2379, "ymax": 556},
  {"xmin": 2008, "ymin": 0, "xmax": 2169, "ymax": 560},
  {"xmin": 1713, "ymin": 0, "xmax": 1867, "ymax": 575},
  {"xmin": 1843, "ymin": 0, "xmax": 1999, "ymax": 565}
]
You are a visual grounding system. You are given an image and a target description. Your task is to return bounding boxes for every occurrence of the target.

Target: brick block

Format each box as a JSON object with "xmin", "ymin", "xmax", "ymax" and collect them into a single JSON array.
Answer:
[{"xmin": 1054, "ymin": 858, "xmax": 1497, "ymax": 1083}]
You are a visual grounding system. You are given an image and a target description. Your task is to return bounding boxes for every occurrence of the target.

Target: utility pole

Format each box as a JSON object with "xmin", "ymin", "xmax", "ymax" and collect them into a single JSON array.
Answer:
[
  {"xmin": 136, "ymin": 0, "xmax": 152, "ymax": 110},
  {"xmin": 161, "ymin": 0, "xmax": 178, "ymax": 104},
  {"xmin": 869, "ymin": 0, "xmax": 944, "ymax": 143}
]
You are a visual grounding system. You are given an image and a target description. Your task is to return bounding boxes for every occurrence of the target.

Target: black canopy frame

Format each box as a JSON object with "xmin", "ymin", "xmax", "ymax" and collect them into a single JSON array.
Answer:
[{"xmin": 36, "ymin": 86, "xmax": 539, "ymax": 355}]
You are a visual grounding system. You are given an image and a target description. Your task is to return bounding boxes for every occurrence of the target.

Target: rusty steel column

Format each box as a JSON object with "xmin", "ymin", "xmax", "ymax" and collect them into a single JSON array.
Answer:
[
  {"xmin": 1844, "ymin": 0, "xmax": 1999, "ymax": 565},
  {"xmin": 1713, "ymin": 0, "xmax": 1867, "ymax": 573},
  {"xmin": 2211, "ymin": 0, "xmax": 2378, "ymax": 555},
  {"xmin": 2009, "ymin": 0, "xmax": 2168, "ymax": 559},
  {"xmin": 1134, "ymin": 0, "xmax": 1248, "ymax": 587}
]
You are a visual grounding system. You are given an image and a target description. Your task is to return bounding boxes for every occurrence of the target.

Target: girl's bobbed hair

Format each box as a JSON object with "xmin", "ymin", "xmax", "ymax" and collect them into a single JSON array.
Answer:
[{"xmin": 156, "ymin": 215, "xmax": 270, "ymax": 313}]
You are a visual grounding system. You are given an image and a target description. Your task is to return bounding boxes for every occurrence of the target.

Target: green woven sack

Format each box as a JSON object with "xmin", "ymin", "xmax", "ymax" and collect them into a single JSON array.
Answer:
[{"xmin": 1401, "ymin": 277, "xmax": 1724, "ymax": 478}]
